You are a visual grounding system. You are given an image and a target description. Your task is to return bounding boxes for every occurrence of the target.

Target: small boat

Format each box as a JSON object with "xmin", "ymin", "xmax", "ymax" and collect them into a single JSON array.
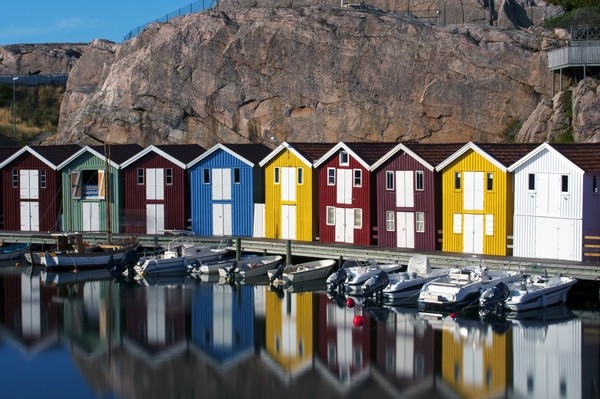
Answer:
[
  {"xmin": 501, "ymin": 274, "xmax": 578, "ymax": 312},
  {"xmin": 268, "ymin": 259, "xmax": 336, "ymax": 284},
  {"xmin": 326, "ymin": 259, "xmax": 403, "ymax": 293},
  {"xmin": 417, "ymin": 265, "xmax": 522, "ymax": 312},
  {"xmin": 135, "ymin": 233, "xmax": 228, "ymax": 276},
  {"xmin": 40, "ymin": 268, "xmax": 114, "ymax": 286},
  {"xmin": 380, "ymin": 255, "xmax": 449, "ymax": 303},
  {"xmin": 188, "ymin": 254, "xmax": 259, "ymax": 275},
  {"xmin": 25, "ymin": 233, "xmax": 139, "ymax": 271},
  {"xmin": 0, "ymin": 242, "xmax": 31, "ymax": 262},
  {"xmin": 218, "ymin": 255, "xmax": 283, "ymax": 279}
]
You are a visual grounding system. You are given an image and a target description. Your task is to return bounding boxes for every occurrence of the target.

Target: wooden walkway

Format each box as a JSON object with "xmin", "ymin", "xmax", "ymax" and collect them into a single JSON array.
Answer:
[{"xmin": 2, "ymin": 231, "xmax": 599, "ymax": 281}]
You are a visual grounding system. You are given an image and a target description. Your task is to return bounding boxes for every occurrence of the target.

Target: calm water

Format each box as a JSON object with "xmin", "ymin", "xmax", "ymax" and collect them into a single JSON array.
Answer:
[{"xmin": 0, "ymin": 266, "xmax": 598, "ymax": 399}]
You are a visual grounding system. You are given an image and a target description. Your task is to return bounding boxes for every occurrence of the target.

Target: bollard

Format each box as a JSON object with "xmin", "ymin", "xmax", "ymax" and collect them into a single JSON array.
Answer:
[{"xmin": 236, "ymin": 237, "xmax": 241, "ymax": 261}]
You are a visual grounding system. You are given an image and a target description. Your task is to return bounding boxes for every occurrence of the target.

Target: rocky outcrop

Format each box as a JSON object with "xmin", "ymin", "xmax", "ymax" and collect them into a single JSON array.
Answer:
[
  {"xmin": 53, "ymin": 6, "xmax": 553, "ymax": 147},
  {"xmin": 517, "ymin": 78, "xmax": 600, "ymax": 143},
  {"xmin": 0, "ymin": 43, "xmax": 87, "ymax": 75}
]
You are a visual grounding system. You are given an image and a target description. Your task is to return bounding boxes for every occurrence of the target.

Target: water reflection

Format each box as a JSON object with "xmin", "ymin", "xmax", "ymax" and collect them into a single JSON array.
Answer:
[{"xmin": 0, "ymin": 267, "xmax": 598, "ymax": 399}]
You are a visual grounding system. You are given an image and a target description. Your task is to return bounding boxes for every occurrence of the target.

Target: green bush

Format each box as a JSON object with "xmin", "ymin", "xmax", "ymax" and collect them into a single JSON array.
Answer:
[{"xmin": 544, "ymin": 6, "xmax": 600, "ymax": 28}]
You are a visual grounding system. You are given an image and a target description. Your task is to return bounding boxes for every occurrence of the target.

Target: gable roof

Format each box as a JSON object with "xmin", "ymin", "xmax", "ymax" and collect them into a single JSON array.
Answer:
[
  {"xmin": 188, "ymin": 143, "xmax": 272, "ymax": 168},
  {"xmin": 314, "ymin": 141, "xmax": 397, "ymax": 169},
  {"xmin": 436, "ymin": 142, "xmax": 538, "ymax": 172},
  {"xmin": 0, "ymin": 146, "xmax": 22, "ymax": 167},
  {"xmin": 121, "ymin": 144, "xmax": 205, "ymax": 169},
  {"xmin": 370, "ymin": 142, "xmax": 466, "ymax": 171},
  {"xmin": 508, "ymin": 142, "xmax": 600, "ymax": 173},
  {"xmin": 0, "ymin": 145, "xmax": 81, "ymax": 170},
  {"xmin": 259, "ymin": 142, "xmax": 335, "ymax": 167},
  {"xmin": 57, "ymin": 144, "xmax": 144, "ymax": 170}
]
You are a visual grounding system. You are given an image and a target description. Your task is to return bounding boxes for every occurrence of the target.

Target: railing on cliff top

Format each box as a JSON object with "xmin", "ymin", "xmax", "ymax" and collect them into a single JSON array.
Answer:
[
  {"xmin": 123, "ymin": 0, "xmax": 218, "ymax": 42},
  {"xmin": 548, "ymin": 26, "xmax": 600, "ymax": 70}
]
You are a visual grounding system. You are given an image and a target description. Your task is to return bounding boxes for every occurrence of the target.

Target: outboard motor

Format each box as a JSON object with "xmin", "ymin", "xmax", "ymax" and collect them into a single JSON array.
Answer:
[
  {"xmin": 361, "ymin": 270, "xmax": 390, "ymax": 296},
  {"xmin": 327, "ymin": 268, "xmax": 348, "ymax": 291},
  {"xmin": 270, "ymin": 263, "xmax": 285, "ymax": 283},
  {"xmin": 112, "ymin": 249, "xmax": 140, "ymax": 277},
  {"xmin": 479, "ymin": 282, "xmax": 511, "ymax": 313}
]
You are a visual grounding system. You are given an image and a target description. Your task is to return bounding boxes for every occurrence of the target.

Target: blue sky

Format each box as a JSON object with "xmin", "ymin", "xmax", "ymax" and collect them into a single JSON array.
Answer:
[{"xmin": 0, "ymin": 1, "xmax": 214, "ymax": 45}]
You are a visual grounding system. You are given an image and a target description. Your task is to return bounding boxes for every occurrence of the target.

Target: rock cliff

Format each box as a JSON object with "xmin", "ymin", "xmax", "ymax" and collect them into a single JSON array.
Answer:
[
  {"xmin": 52, "ymin": 6, "xmax": 556, "ymax": 147},
  {"xmin": 0, "ymin": 43, "xmax": 87, "ymax": 75}
]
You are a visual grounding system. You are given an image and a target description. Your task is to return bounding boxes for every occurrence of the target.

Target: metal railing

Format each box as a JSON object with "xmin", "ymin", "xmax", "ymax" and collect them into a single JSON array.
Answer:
[{"xmin": 123, "ymin": 0, "xmax": 217, "ymax": 42}]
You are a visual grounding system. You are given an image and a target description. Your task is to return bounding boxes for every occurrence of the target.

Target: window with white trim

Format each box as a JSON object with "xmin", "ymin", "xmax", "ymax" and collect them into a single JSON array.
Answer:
[
  {"xmin": 386, "ymin": 211, "xmax": 395, "ymax": 231},
  {"xmin": 137, "ymin": 168, "xmax": 144, "ymax": 185},
  {"xmin": 353, "ymin": 169, "xmax": 362, "ymax": 187},
  {"xmin": 354, "ymin": 209, "xmax": 362, "ymax": 229},
  {"xmin": 416, "ymin": 212, "xmax": 425, "ymax": 233},
  {"xmin": 166, "ymin": 168, "xmax": 173, "ymax": 185},
  {"xmin": 203, "ymin": 169, "xmax": 210, "ymax": 184},
  {"xmin": 340, "ymin": 151, "xmax": 349, "ymax": 166},
  {"xmin": 528, "ymin": 173, "xmax": 535, "ymax": 191},
  {"xmin": 326, "ymin": 206, "xmax": 335, "ymax": 225},
  {"xmin": 297, "ymin": 167, "xmax": 304, "ymax": 184},
  {"xmin": 40, "ymin": 170, "xmax": 47, "ymax": 189},
  {"xmin": 386, "ymin": 171, "xmax": 394, "ymax": 190},
  {"xmin": 415, "ymin": 171, "xmax": 424, "ymax": 191},
  {"xmin": 485, "ymin": 214, "xmax": 494, "ymax": 236},
  {"xmin": 327, "ymin": 168, "xmax": 335, "ymax": 185},
  {"xmin": 453, "ymin": 213, "xmax": 462, "ymax": 234},
  {"xmin": 274, "ymin": 167, "xmax": 280, "ymax": 184},
  {"xmin": 12, "ymin": 169, "xmax": 18, "ymax": 188},
  {"xmin": 454, "ymin": 172, "xmax": 461, "ymax": 190}
]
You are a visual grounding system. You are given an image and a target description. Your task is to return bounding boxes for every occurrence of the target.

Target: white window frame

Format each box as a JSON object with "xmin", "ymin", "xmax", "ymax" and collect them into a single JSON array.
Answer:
[
  {"xmin": 327, "ymin": 168, "xmax": 335, "ymax": 186},
  {"xmin": 353, "ymin": 169, "xmax": 362, "ymax": 187},
  {"xmin": 354, "ymin": 209, "xmax": 362, "ymax": 229},
  {"xmin": 386, "ymin": 211, "xmax": 395, "ymax": 231},
  {"xmin": 416, "ymin": 212, "xmax": 425, "ymax": 233},
  {"xmin": 386, "ymin": 171, "xmax": 394, "ymax": 190},
  {"xmin": 340, "ymin": 151, "xmax": 349, "ymax": 166},
  {"xmin": 415, "ymin": 170, "xmax": 424, "ymax": 191},
  {"xmin": 326, "ymin": 206, "xmax": 335, "ymax": 225}
]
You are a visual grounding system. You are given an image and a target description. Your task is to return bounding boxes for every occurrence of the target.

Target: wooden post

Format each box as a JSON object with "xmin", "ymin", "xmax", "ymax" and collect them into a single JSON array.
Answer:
[
  {"xmin": 235, "ymin": 237, "xmax": 241, "ymax": 261},
  {"xmin": 286, "ymin": 240, "xmax": 292, "ymax": 266}
]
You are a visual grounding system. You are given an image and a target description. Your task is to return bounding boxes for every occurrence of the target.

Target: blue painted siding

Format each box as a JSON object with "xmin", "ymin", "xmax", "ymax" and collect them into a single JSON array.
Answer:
[{"xmin": 189, "ymin": 149, "xmax": 259, "ymax": 237}]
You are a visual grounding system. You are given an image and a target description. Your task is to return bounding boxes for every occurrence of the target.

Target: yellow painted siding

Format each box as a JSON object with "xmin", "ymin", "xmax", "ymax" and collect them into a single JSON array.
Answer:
[
  {"xmin": 264, "ymin": 150, "xmax": 315, "ymax": 241},
  {"xmin": 265, "ymin": 291, "xmax": 314, "ymax": 372},
  {"xmin": 440, "ymin": 327, "xmax": 509, "ymax": 398},
  {"xmin": 441, "ymin": 150, "xmax": 512, "ymax": 256}
]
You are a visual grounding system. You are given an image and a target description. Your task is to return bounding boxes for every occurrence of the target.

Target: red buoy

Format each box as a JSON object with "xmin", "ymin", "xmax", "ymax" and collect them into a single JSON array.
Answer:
[
  {"xmin": 449, "ymin": 312, "xmax": 457, "ymax": 319},
  {"xmin": 346, "ymin": 297, "xmax": 355, "ymax": 308},
  {"xmin": 353, "ymin": 315, "xmax": 364, "ymax": 327}
]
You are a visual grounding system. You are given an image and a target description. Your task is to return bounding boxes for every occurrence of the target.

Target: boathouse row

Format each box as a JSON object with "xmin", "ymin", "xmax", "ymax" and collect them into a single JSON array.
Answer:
[{"xmin": 1, "ymin": 141, "xmax": 600, "ymax": 262}]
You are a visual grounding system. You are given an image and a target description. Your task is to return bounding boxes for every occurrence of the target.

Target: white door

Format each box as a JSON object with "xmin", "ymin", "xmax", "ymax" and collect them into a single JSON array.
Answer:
[
  {"xmin": 212, "ymin": 203, "xmax": 232, "ymax": 236},
  {"xmin": 146, "ymin": 204, "xmax": 165, "ymax": 234},
  {"xmin": 396, "ymin": 211, "xmax": 415, "ymax": 249},
  {"xmin": 20, "ymin": 201, "xmax": 40, "ymax": 231},
  {"xmin": 535, "ymin": 217, "xmax": 575, "ymax": 260},
  {"xmin": 464, "ymin": 172, "xmax": 484, "ymax": 211},
  {"xmin": 396, "ymin": 171, "xmax": 414, "ymax": 207},
  {"xmin": 334, "ymin": 208, "xmax": 354, "ymax": 243},
  {"xmin": 463, "ymin": 214, "xmax": 484, "ymax": 254},
  {"xmin": 336, "ymin": 169, "xmax": 352, "ymax": 204},
  {"xmin": 212, "ymin": 169, "xmax": 232, "ymax": 200},
  {"xmin": 281, "ymin": 167, "xmax": 296, "ymax": 201},
  {"xmin": 82, "ymin": 202, "xmax": 100, "ymax": 232},
  {"xmin": 535, "ymin": 173, "xmax": 562, "ymax": 217},
  {"xmin": 20, "ymin": 170, "xmax": 39, "ymax": 199},
  {"xmin": 146, "ymin": 168, "xmax": 164, "ymax": 200},
  {"xmin": 281, "ymin": 205, "xmax": 296, "ymax": 239}
]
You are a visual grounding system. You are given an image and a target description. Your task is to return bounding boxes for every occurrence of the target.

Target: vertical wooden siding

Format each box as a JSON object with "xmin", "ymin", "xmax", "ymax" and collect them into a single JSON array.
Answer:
[
  {"xmin": 123, "ymin": 152, "xmax": 188, "ymax": 234},
  {"xmin": 189, "ymin": 150, "xmax": 256, "ymax": 237},
  {"xmin": 374, "ymin": 154, "xmax": 438, "ymax": 250},
  {"xmin": 441, "ymin": 150, "xmax": 511, "ymax": 256},
  {"xmin": 264, "ymin": 150, "xmax": 315, "ymax": 241},
  {"xmin": 61, "ymin": 152, "xmax": 121, "ymax": 233},
  {"xmin": 317, "ymin": 152, "xmax": 373, "ymax": 245},
  {"xmin": 2, "ymin": 154, "xmax": 61, "ymax": 231}
]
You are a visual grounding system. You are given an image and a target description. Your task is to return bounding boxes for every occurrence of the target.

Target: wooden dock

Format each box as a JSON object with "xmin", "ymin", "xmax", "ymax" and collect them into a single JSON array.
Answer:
[{"xmin": 2, "ymin": 231, "xmax": 599, "ymax": 281}]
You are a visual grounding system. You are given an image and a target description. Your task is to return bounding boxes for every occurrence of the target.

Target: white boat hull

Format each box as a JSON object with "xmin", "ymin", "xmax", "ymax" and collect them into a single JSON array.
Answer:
[
  {"xmin": 268, "ymin": 259, "xmax": 336, "ymax": 284},
  {"xmin": 218, "ymin": 255, "xmax": 283, "ymax": 279},
  {"xmin": 504, "ymin": 276, "xmax": 577, "ymax": 312}
]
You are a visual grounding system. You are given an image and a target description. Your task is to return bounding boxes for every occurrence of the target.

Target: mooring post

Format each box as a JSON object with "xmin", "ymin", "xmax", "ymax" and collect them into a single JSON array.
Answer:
[
  {"xmin": 235, "ymin": 237, "xmax": 241, "ymax": 261},
  {"xmin": 286, "ymin": 240, "xmax": 292, "ymax": 266}
]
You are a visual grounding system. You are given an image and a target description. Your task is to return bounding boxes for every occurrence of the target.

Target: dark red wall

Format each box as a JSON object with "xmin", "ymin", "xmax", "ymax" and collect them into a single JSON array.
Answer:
[
  {"xmin": 374, "ymin": 154, "xmax": 439, "ymax": 251},
  {"xmin": 2, "ymin": 153, "xmax": 61, "ymax": 231},
  {"xmin": 123, "ymin": 153, "xmax": 189, "ymax": 234}
]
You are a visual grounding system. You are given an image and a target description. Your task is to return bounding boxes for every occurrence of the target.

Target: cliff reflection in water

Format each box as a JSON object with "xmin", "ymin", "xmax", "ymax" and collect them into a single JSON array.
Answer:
[{"xmin": 0, "ymin": 268, "xmax": 598, "ymax": 399}]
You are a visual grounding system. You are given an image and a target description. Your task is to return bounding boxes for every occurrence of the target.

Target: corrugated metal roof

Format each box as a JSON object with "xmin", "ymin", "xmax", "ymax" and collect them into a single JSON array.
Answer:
[
  {"xmin": 549, "ymin": 143, "xmax": 600, "ymax": 173},
  {"xmin": 30, "ymin": 144, "xmax": 81, "ymax": 166},
  {"xmin": 404, "ymin": 143, "xmax": 466, "ymax": 167},
  {"xmin": 222, "ymin": 143, "xmax": 273, "ymax": 164},
  {"xmin": 344, "ymin": 142, "xmax": 398, "ymax": 165},
  {"xmin": 90, "ymin": 144, "xmax": 143, "ymax": 164},
  {"xmin": 288, "ymin": 142, "xmax": 336, "ymax": 163},
  {"xmin": 476, "ymin": 143, "xmax": 539, "ymax": 167},
  {"xmin": 156, "ymin": 144, "xmax": 206, "ymax": 164}
]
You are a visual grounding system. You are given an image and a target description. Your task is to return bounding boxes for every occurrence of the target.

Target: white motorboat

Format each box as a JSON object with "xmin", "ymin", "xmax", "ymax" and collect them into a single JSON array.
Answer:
[
  {"xmin": 218, "ymin": 255, "xmax": 283, "ymax": 279},
  {"xmin": 326, "ymin": 259, "xmax": 403, "ymax": 293},
  {"xmin": 417, "ymin": 266, "xmax": 522, "ymax": 312},
  {"xmin": 381, "ymin": 255, "xmax": 449, "ymax": 303},
  {"xmin": 502, "ymin": 274, "xmax": 577, "ymax": 312},
  {"xmin": 135, "ymin": 232, "xmax": 227, "ymax": 276},
  {"xmin": 268, "ymin": 259, "xmax": 336, "ymax": 284}
]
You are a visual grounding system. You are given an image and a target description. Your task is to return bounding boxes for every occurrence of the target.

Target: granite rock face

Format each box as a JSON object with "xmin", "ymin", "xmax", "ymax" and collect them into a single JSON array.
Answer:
[
  {"xmin": 53, "ymin": 6, "xmax": 553, "ymax": 147},
  {"xmin": 0, "ymin": 43, "xmax": 87, "ymax": 75}
]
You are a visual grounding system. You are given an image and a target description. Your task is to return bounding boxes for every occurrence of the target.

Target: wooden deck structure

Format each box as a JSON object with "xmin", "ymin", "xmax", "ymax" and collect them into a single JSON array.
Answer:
[{"xmin": 548, "ymin": 26, "xmax": 600, "ymax": 92}]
